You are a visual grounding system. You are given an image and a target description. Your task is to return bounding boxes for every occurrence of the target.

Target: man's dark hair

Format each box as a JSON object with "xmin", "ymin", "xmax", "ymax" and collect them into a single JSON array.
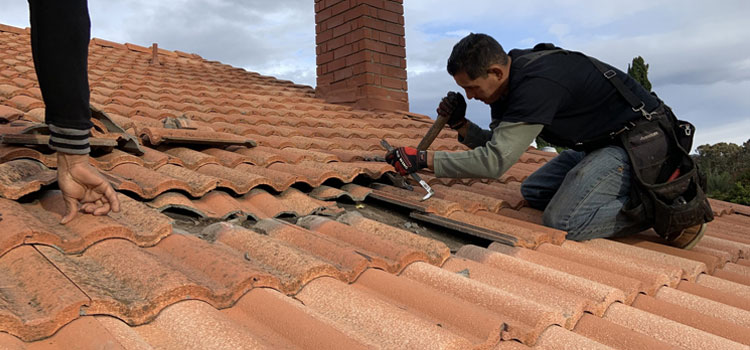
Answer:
[{"xmin": 447, "ymin": 33, "xmax": 509, "ymax": 79}]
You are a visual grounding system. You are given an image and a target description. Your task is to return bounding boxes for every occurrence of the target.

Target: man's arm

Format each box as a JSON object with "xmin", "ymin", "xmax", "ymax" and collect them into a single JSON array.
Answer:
[
  {"xmin": 430, "ymin": 121, "xmax": 543, "ymax": 178},
  {"xmin": 29, "ymin": 0, "xmax": 120, "ymax": 224}
]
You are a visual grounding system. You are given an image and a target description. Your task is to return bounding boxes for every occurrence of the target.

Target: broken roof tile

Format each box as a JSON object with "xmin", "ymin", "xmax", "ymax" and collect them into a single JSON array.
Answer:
[
  {"xmin": 163, "ymin": 147, "xmax": 220, "ymax": 170},
  {"xmin": 0, "ymin": 159, "xmax": 56, "ymax": 199},
  {"xmin": 139, "ymin": 127, "xmax": 255, "ymax": 148}
]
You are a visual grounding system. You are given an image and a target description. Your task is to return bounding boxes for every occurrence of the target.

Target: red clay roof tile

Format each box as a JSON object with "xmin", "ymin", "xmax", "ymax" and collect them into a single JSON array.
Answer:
[
  {"xmin": 602, "ymin": 302, "xmax": 747, "ymax": 349},
  {"xmin": 356, "ymin": 268, "xmax": 506, "ymax": 347},
  {"xmin": 490, "ymin": 242, "xmax": 644, "ymax": 304},
  {"xmin": 0, "ymin": 159, "xmax": 56, "ymax": 200},
  {"xmin": 37, "ymin": 234, "xmax": 274, "ymax": 326},
  {"xmin": 572, "ymin": 313, "xmax": 679, "ymax": 350},
  {"xmin": 0, "ymin": 246, "xmax": 89, "ymax": 342},
  {"xmin": 541, "ymin": 240, "xmax": 683, "ymax": 294},
  {"xmin": 456, "ymin": 245, "xmax": 626, "ymax": 310},
  {"xmin": 233, "ymin": 163, "xmax": 296, "ymax": 192},
  {"xmin": 296, "ymin": 276, "xmax": 474, "ymax": 349},
  {"xmin": 0, "ymin": 104, "xmax": 23, "ymax": 122}
]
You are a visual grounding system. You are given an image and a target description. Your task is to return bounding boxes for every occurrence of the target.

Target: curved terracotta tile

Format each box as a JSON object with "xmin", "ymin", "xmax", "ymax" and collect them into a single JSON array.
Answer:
[
  {"xmin": 572, "ymin": 313, "xmax": 679, "ymax": 350},
  {"xmin": 20, "ymin": 191, "xmax": 172, "ymax": 252},
  {"xmin": 0, "ymin": 159, "xmax": 56, "ymax": 200},
  {"xmin": 655, "ymin": 285, "xmax": 750, "ymax": 329},
  {"xmin": 401, "ymin": 261, "xmax": 565, "ymax": 345},
  {"xmin": 337, "ymin": 211, "xmax": 450, "ymax": 267},
  {"xmin": 278, "ymin": 188, "xmax": 341, "ymax": 216},
  {"xmin": 107, "ymin": 163, "xmax": 192, "ymax": 198},
  {"xmin": 490, "ymin": 242, "xmax": 644, "ymax": 303},
  {"xmin": 699, "ymin": 235, "xmax": 750, "ymax": 261},
  {"xmin": 299, "ymin": 215, "xmax": 434, "ymax": 274},
  {"xmin": 541, "ymin": 240, "xmax": 683, "ymax": 294},
  {"xmin": 155, "ymin": 164, "xmax": 221, "ymax": 197},
  {"xmin": 356, "ymin": 268, "xmax": 505, "ymax": 348},
  {"xmin": 229, "ymin": 163, "xmax": 294, "ymax": 192},
  {"xmin": 248, "ymin": 134, "xmax": 296, "ymax": 149},
  {"xmin": 267, "ymin": 163, "xmax": 347, "ymax": 186},
  {"xmin": 620, "ymin": 235, "xmax": 724, "ymax": 273},
  {"xmin": 122, "ymin": 300, "xmax": 279, "ymax": 349},
  {"xmin": 8, "ymin": 95, "xmax": 43, "ymax": 111},
  {"xmin": 308, "ymin": 185, "xmax": 349, "ymax": 201},
  {"xmin": 207, "ymin": 223, "xmax": 350, "ymax": 293},
  {"xmin": 442, "ymin": 257, "xmax": 593, "ymax": 320},
  {"xmin": 226, "ymin": 146, "xmax": 283, "ymax": 167},
  {"xmin": 603, "ymin": 302, "xmax": 746, "ymax": 350},
  {"xmin": 0, "ymin": 246, "xmax": 89, "ymax": 342},
  {"xmin": 534, "ymin": 325, "xmax": 614, "ymax": 349},
  {"xmin": 164, "ymin": 147, "xmax": 220, "ymax": 170},
  {"xmin": 713, "ymin": 268, "xmax": 750, "ymax": 286},
  {"xmin": 0, "ymin": 104, "xmax": 23, "ymax": 122},
  {"xmin": 147, "ymin": 191, "xmax": 206, "ymax": 218},
  {"xmin": 91, "ymin": 149, "xmax": 144, "ymax": 170},
  {"xmin": 253, "ymin": 219, "xmax": 370, "ymax": 282},
  {"xmin": 296, "ymin": 276, "xmax": 474, "ymax": 350},
  {"xmin": 456, "ymin": 245, "xmax": 626, "ymax": 310},
  {"xmin": 584, "ymin": 239, "xmax": 707, "ymax": 282},
  {"xmin": 193, "ymin": 163, "xmax": 268, "ymax": 195},
  {"xmin": 255, "ymin": 146, "xmax": 340, "ymax": 164},
  {"xmin": 429, "ymin": 183, "xmax": 507, "ymax": 213},
  {"xmin": 675, "ymin": 280, "xmax": 750, "ymax": 311},
  {"xmin": 36, "ymin": 234, "xmax": 275, "ymax": 326},
  {"xmin": 341, "ymin": 183, "xmax": 374, "ymax": 202},
  {"xmin": 223, "ymin": 288, "xmax": 370, "ymax": 349}
]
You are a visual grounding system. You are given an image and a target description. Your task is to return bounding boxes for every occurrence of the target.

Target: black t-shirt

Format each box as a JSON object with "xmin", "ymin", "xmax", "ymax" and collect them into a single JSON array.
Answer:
[{"xmin": 490, "ymin": 46, "xmax": 659, "ymax": 148}]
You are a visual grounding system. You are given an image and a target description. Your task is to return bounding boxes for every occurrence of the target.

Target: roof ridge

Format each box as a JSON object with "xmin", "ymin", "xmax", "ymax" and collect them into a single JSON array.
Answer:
[{"xmin": 0, "ymin": 23, "xmax": 29, "ymax": 35}]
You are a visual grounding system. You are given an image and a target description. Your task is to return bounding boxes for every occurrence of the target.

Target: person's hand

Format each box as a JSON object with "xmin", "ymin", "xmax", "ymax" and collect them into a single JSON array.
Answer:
[
  {"xmin": 437, "ymin": 91, "xmax": 467, "ymax": 130},
  {"xmin": 56, "ymin": 153, "xmax": 120, "ymax": 224},
  {"xmin": 385, "ymin": 146, "xmax": 428, "ymax": 176}
]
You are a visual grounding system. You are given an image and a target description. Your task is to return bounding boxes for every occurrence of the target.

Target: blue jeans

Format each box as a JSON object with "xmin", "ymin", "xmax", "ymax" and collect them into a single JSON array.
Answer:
[{"xmin": 521, "ymin": 146, "xmax": 649, "ymax": 240}]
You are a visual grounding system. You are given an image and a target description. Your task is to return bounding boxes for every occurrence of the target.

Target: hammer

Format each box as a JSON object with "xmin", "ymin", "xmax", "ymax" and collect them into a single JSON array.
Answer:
[{"xmin": 381, "ymin": 139, "xmax": 435, "ymax": 201}]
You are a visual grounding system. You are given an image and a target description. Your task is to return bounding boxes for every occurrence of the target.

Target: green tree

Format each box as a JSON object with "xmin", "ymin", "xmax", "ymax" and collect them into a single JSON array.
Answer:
[{"xmin": 627, "ymin": 56, "xmax": 652, "ymax": 92}]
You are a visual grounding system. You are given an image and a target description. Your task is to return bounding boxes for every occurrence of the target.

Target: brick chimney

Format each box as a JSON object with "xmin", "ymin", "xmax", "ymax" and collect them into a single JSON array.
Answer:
[{"xmin": 314, "ymin": 0, "xmax": 409, "ymax": 112}]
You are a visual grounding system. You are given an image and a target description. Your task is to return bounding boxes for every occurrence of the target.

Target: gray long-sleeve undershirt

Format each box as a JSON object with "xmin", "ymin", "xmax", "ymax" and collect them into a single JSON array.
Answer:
[{"xmin": 433, "ymin": 121, "xmax": 544, "ymax": 179}]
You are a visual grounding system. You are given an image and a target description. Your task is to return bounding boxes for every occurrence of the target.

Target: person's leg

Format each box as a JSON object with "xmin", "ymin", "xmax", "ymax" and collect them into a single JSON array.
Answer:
[
  {"xmin": 521, "ymin": 149, "xmax": 586, "ymax": 210},
  {"xmin": 542, "ymin": 146, "xmax": 649, "ymax": 240}
]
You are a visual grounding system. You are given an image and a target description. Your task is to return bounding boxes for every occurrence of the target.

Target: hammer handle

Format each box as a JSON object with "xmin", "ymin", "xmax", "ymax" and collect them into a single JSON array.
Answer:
[{"xmin": 417, "ymin": 113, "xmax": 450, "ymax": 151}]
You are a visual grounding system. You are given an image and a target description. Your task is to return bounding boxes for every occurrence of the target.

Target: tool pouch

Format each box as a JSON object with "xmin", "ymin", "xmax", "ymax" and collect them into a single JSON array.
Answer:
[{"xmin": 619, "ymin": 104, "xmax": 714, "ymax": 240}]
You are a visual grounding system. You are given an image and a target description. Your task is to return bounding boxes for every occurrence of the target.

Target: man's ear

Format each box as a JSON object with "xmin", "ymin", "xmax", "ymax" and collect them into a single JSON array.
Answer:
[{"xmin": 487, "ymin": 65, "xmax": 505, "ymax": 79}]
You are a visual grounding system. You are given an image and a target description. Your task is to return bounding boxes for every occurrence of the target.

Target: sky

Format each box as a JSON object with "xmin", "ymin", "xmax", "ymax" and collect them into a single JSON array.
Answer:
[{"xmin": 2, "ymin": 0, "xmax": 749, "ymax": 148}]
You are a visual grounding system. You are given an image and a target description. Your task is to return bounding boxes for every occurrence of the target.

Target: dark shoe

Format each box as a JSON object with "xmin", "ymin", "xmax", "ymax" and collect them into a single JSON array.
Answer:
[{"xmin": 667, "ymin": 223, "xmax": 707, "ymax": 249}]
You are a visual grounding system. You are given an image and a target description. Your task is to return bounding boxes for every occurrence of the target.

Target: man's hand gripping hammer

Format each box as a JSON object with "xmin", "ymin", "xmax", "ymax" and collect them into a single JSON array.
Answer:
[{"xmin": 381, "ymin": 139, "xmax": 435, "ymax": 201}]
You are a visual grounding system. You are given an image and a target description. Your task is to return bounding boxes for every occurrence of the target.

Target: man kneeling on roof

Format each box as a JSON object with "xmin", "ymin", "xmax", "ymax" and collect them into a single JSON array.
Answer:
[{"xmin": 385, "ymin": 33, "xmax": 711, "ymax": 249}]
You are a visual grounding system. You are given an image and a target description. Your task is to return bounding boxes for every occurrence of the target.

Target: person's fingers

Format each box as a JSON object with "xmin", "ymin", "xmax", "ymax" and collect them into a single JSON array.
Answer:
[
  {"xmin": 93, "ymin": 202, "xmax": 111, "ymax": 216},
  {"xmin": 103, "ymin": 184, "xmax": 120, "ymax": 213},
  {"xmin": 81, "ymin": 202, "xmax": 96, "ymax": 213},
  {"xmin": 60, "ymin": 195, "xmax": 80, "ymax": 225}
]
